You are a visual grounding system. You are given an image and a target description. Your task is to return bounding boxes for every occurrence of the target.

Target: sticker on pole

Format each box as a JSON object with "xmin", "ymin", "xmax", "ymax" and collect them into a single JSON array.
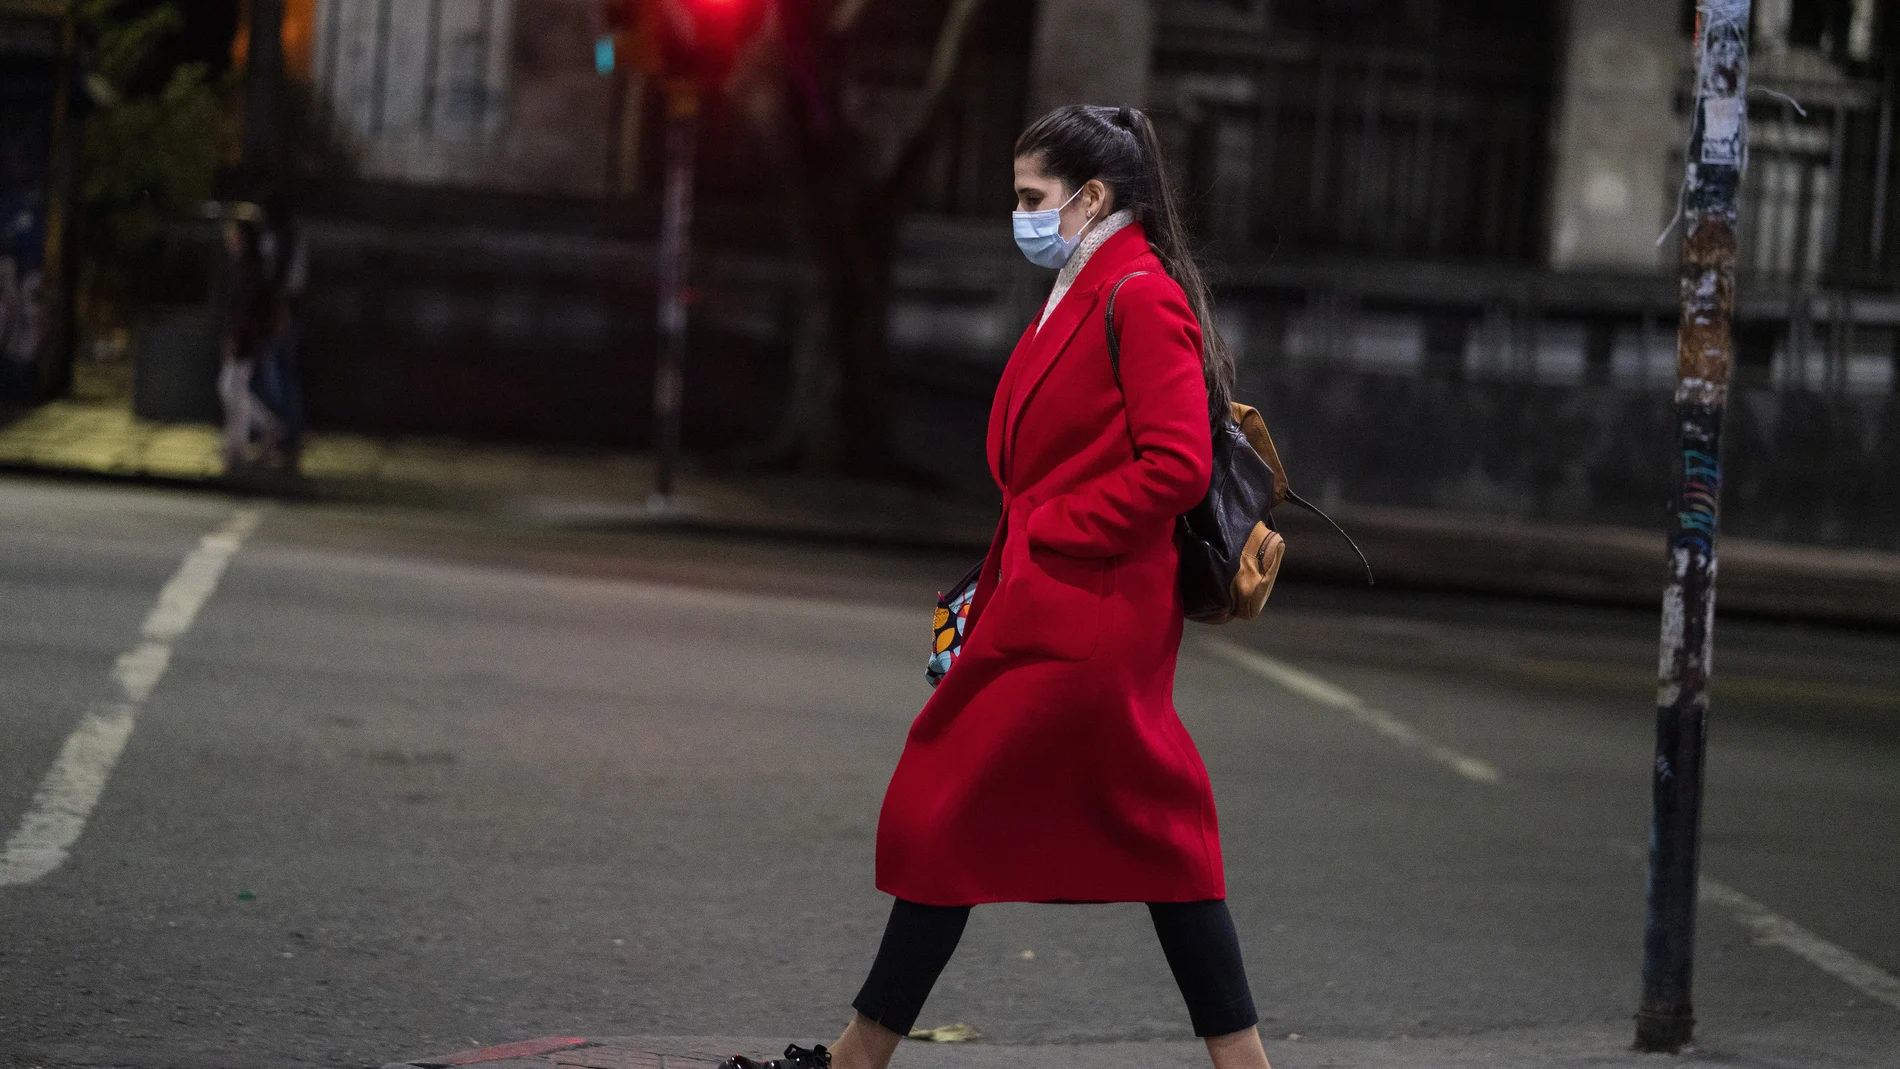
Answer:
[{"xmin": 1700, "ymin": 97, "xmax": 1744, "ymax": 166}]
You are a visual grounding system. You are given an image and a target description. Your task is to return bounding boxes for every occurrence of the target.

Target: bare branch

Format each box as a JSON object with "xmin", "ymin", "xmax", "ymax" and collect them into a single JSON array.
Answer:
[
  {"xmin": 920, "ymin": 0, "xmax": 984, "ymax": 102},
  {"xmin": 878, "ymin": 0, "xmax": 991, "ymax": 195},
  {"xmin": 828, "ymin": 0, "xmax": 874, "ymax": 35}
]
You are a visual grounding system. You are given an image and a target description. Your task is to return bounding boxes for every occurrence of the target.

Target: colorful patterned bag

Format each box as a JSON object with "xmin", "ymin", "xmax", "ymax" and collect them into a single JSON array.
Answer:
[{"xmin": 926, "ymin": 563, "xmax": 982, "ymax": 687}]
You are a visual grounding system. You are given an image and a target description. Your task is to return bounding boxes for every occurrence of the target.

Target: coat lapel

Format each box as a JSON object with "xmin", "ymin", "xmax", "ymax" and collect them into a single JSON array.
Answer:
[
  {"xmin": 1002, "ymin": 290, "xmax": 1097, "ymax": 465},
  {"xmin": 1000, "ymin": 225, "xmax": 1151, "ymax": 481}
]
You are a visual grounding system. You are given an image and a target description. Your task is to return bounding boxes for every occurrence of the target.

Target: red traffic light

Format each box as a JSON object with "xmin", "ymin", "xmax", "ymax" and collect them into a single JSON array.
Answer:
[
  {"xmin": 656, "ymin": 0, "xmax": 772, "ymax": 87},
  {"xmin": 598, "ymin": 0, "xmax": 769, "ymax": 90}
]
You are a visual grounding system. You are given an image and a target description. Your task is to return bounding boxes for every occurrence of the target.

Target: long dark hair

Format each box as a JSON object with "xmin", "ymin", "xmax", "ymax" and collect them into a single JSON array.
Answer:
[{"xmin": 1015, "ymin": 104, "xmax": 1233, "ymax": 419}]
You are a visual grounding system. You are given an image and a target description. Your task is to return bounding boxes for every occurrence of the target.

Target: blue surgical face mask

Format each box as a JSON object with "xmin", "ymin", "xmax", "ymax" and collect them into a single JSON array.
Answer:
[{"xmin": 1013, "ymin": 186, "xmax": 1094, "ymax": 269}]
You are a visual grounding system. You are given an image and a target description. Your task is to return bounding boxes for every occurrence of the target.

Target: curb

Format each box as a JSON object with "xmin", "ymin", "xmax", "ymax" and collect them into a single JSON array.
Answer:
[
  {"xmin": 384, "ymin": 1036, "xmax": 592, "ymax": 1069},
  {"xmin": 5, "ymin": 457, "xmax": 1898, "ymax": 628},
  {"xmin": 383, "ymin": 1036, "xmax": 801, "ymax": 1069}
]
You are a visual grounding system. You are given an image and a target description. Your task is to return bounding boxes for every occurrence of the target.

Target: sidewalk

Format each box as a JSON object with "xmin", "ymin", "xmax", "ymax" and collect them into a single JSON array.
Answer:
[
  {"xmin": 5, "ymin": 397, "xmax": 1899, "ymax": 626},
  {"xmin": 0, "ymin": 398, "xmax": 999, "ymax": 545}
]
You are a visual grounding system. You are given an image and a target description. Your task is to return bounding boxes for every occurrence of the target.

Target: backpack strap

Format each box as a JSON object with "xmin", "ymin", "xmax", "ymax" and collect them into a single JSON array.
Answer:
[
  {"xmin": 1106, "ymin": 274, "xmax": 1375, "ymax": 586},
  {"xmin": 1284, "ymin": 489, "xmax": 1375, "ymax": 586},
  {"xmin": 1103, "ymin": 271, "xmax": 1151, "ymax": 388}
]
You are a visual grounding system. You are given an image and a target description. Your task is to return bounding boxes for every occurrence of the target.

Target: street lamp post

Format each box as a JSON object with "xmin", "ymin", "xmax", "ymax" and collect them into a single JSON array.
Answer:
[{"xmin": 1636, "ymin": 0, "xmax": 1752, "ymax": 1054}]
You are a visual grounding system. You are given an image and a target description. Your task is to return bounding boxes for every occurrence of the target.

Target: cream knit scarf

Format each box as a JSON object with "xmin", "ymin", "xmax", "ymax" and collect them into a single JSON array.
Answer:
[{"xmin": 1037, "ymin": 209, "xmax": 1137, "ymax": 330}]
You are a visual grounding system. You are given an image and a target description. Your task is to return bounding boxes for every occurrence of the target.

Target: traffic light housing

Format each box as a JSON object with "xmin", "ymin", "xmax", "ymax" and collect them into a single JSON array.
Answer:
[{"xmin": 602, "ymin": 0, "xmax": 772, "ymax": 91}]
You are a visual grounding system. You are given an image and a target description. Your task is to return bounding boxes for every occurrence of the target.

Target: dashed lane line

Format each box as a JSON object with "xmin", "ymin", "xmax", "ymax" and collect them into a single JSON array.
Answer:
[
  {"xmin": 1205, "ymin": 638, "xmax": 1503, "ymax": 784},
  {"xmin": 0, "ymin": 506, "xmax": 264, "ymax": 887},
  {"xmin": 1208, "ymin": 637, "xmax": 1900, "ymax": 1015},
  {"xmin": 1700, "ymin": 876, "xmax": 1900, "ymax": 1011}
]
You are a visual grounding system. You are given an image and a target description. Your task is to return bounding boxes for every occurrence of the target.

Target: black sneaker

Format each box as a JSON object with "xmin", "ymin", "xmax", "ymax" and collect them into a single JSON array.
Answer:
[{"xmin": 715, "ymin": 1042, "xmax": 831, "ymax": 1069}]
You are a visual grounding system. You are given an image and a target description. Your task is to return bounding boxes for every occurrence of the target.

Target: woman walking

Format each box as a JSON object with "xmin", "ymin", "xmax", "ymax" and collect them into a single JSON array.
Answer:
[
  {"xmin": 216, "ymin": 211, "xmax": 285, "ymax": 471},
  {"xmin": 720, "ymin": 105, "xmax": 1271, "ymax": 1069}
]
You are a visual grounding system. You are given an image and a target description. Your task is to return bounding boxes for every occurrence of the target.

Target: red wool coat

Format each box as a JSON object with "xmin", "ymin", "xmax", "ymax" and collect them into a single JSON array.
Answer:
[{"xmin": 875, "ymin": 224, "xmax": 1225, "ymax": 906}]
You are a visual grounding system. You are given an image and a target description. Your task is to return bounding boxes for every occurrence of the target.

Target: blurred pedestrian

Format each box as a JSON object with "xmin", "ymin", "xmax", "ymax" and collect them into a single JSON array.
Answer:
[
  {"xmin": 719, "ymin": 106, "xmax": 1269, "ymax": 1069},
  {"xmin": 252, "ymin": 193, "xmax": 308, "ymax": 469},
  {"xmin": 216, "ymin": 209, "xmax": 284, "ymax": 472},
  {"xmin": 0, "ymin": 257, "xmax": 47, "ymax": 400}
]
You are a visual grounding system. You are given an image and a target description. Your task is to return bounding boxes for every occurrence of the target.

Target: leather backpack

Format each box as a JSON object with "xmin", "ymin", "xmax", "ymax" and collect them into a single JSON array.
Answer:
[{"xmin": 1106, "ymin": 273, "xmax": 1372, "ymax": 624}]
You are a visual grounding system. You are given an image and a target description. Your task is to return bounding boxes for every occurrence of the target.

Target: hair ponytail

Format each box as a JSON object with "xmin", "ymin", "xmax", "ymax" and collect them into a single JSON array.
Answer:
[{"xmin": 1016, "ymin": 104, "xmax": 1235, "ymax": 420}]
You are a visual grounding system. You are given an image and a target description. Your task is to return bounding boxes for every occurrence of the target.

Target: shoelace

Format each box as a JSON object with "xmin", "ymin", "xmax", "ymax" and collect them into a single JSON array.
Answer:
[{"xmin": 779, "ymin": 1044, "xmax": 830, "ymax": 1068}]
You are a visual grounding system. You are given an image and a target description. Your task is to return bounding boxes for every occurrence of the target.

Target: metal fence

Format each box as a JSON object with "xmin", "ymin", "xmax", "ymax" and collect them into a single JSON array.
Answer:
[
  {"xmin": 1736, "ymin": 68, "xmax": 1895, "ymax": 286},
  {"xmin": 1136, "ymin": 4, "xmax": 1900, "ymax": 400},
  {"xmin": 1152, "ymin": 1, "xmax": 1557, "ymax": 261},
  {"xmin": 1211, "ymin": 50, "xmax": 1549, "ymax": 260},
  {"xmin": 1724, "ymin": 61, "xmax": 1899, "ymax": 395}
]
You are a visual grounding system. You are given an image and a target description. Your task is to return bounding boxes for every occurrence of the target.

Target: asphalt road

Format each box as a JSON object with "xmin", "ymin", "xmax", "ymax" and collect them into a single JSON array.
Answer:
[{"xmin": 0, "ymin": 476, "xmax": 1894, "ymax": 1069}]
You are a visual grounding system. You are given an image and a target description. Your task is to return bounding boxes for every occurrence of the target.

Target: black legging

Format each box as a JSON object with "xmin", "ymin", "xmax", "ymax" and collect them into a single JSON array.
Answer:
[{"xmin": 852, "ymin": 897, "xmax": 1258, "ymax": 1039}]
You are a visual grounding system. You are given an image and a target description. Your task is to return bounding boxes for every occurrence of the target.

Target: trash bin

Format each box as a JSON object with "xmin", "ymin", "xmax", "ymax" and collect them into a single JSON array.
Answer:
[{"xmin": 132, "ymin": 303, "xmax": 220, "ymax": 422}]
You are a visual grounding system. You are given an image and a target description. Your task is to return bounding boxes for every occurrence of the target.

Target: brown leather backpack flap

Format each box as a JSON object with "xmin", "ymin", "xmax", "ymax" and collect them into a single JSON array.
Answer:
[{"xmin": 1231, "ymin": 404, "xmax": 1290, "ymax": 508}]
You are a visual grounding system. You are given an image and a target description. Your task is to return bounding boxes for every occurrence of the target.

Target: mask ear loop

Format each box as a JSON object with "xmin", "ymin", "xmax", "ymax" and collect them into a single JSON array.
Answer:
[{"xmin": 1058, "ymin": 184, "xmax": 1097, "ymax": 243}]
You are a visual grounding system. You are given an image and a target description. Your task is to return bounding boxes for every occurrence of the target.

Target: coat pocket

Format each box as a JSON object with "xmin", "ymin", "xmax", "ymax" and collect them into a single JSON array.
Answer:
[{"xmin": 987, "ymin": 541, "xmax": 1107, "ymax": 661}]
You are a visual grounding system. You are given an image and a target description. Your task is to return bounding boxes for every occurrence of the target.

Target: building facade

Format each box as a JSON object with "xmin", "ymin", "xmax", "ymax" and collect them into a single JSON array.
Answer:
[{"xmin": 292, "ymin": 0, "xmax": 1900, "ymax": 549}]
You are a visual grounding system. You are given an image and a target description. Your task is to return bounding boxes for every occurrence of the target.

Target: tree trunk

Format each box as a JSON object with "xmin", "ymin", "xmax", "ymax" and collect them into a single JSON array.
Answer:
[
  {"xmin": 750, "ymin": 0, "xmax": 993, "ymax": 477},
  {"xmin": 756, "ymin": 92, "xmax": 897, "ymax": 475},
  {"xmin": 828, "ymin": 202, "xmax": 898, "ymax": 474},
  {"xmin": 242, "ymin": 0, "xmax": 287, "ymax": 193}
]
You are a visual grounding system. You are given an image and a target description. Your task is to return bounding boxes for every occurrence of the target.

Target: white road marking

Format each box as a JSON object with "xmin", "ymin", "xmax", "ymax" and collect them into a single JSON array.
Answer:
[
  {"xmin": 1206, "ymin": 639, "xmax": 1502, "ymax": 784},
  {"xmin": 1700, "ymin": 876, "xmax": 1900, "ymax": 1011},
  {"xmin": 1216, "ymin": 637, "xmax": 1899, "ymax": 1011},
  {"xmin": 0, "ymin": 507, "xmax": 263, "ymax": 887}
]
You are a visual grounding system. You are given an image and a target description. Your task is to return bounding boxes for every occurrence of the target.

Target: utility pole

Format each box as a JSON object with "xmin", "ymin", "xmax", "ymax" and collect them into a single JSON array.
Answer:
[
  {"xmin": 651, "ymin": 85, "xmax": 697, "ymax": 506},
  {"xmin": 1635, "ymin": 0, "xmax": 1752, "ymax": 1054},
  {"xmin": 240, "ymin": 0, "xmax": 286, "ymax": 195}
]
